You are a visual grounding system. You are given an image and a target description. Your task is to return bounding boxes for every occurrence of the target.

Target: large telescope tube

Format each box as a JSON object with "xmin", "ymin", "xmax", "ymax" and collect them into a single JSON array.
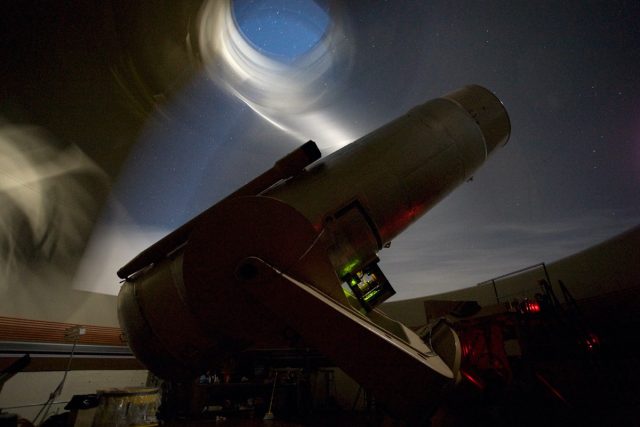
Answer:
[
  {"xmin": 118, "ymin": 84, "xmax": 510, "ymax": 421},
  {"xmin": 263, "ymin": 85, "xmax": 509, "ymax": 277}
]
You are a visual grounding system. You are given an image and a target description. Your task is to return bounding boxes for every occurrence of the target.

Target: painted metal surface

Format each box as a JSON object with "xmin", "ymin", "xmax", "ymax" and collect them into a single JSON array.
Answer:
[{"xmin": 117, "ymin": 85, "xmax": 510, "ymax": 423}]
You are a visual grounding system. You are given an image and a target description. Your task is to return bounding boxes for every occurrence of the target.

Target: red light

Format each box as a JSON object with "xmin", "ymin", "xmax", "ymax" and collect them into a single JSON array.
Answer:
[
  {"xmin": 461, "ymin": 341, "xmax": 472, "ymax": 359},
  {"xmin": 461, "ymin": 370, "xmax": 485, "ymax": 390},
  {"xmin": 535, "ymin": 372, "xmax": 570, "ymax": 405},
  {"xmin": 521, "ymin": 300, "xmax": 541, "ymax": 313},
  {"xmin": 584, "ymin": 332, "xmax": 600, "ymax": 351}
]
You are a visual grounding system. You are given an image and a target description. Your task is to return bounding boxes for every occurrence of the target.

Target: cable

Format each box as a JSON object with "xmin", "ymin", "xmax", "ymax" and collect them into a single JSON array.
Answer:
[
  {"xmin": 32, "ymin": 332, "xmax": 80, "ymax": 425},
  {"xmin": 297, "ymin": 228, "xmax": 326, "ymax": 262}
]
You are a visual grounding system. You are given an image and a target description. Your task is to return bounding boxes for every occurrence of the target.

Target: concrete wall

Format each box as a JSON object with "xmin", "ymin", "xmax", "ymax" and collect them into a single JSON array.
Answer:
[
  {"xmin": 381, "ymin": 225, "xmax": 640, "ymax": 327},
  {"xmin": 0, "ymin": 280, "xmax": 119, "ymax": 327},
  {"xmin": 0, "ymin": 370, "xmax": 148, "ymax": 421},
  {"xmin": 0, "ymin": 240, "xmax": 128, "ymax": 422},
  {"xmin": 0, "ymin": 258, "xmax": 134, "ymax": 424},
  {"xmin": 545, "ymin": 225, "xmax": 640, "ymax": 300}
]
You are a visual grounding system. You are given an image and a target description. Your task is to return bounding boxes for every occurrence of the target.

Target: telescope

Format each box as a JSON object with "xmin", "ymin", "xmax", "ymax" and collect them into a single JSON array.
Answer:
[{"xmin": 117, "ymin": 84, "xmax": 510, "ymax": 423}]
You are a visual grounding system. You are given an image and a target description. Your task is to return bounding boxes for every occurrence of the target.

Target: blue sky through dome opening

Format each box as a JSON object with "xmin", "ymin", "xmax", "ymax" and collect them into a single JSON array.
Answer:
[{"xmin": 232, "ymin": 0, "xmax": 330, "ymax": 63}]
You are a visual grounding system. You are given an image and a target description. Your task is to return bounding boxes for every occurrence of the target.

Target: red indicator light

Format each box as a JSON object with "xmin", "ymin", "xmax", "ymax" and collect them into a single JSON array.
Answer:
[
  {"xmin": 584, "ymin": 332, "xmax": 600, "ymax": 351},
  {"xmin": 520, "ymin": 300, "xmax": 541, "ymax": 313},
  {"xmin": 461, "ymin": 370, "xmax": 485, "ymax": 390}
]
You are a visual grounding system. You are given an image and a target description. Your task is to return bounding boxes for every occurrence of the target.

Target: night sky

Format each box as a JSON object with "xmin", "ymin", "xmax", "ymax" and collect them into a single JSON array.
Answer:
[{"xmin": 2, "ymin": 0, "xmax": 640, "ymax": 299}]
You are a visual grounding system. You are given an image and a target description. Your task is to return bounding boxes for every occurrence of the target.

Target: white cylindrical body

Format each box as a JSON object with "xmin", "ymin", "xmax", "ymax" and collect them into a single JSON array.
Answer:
[
  {"xmin": 264, "ymin": 85, "xmax": 510, "ymax": 275},
  {"xmin": 117, "ymin": 85, "xmax": 510, "ymax": 422}
]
